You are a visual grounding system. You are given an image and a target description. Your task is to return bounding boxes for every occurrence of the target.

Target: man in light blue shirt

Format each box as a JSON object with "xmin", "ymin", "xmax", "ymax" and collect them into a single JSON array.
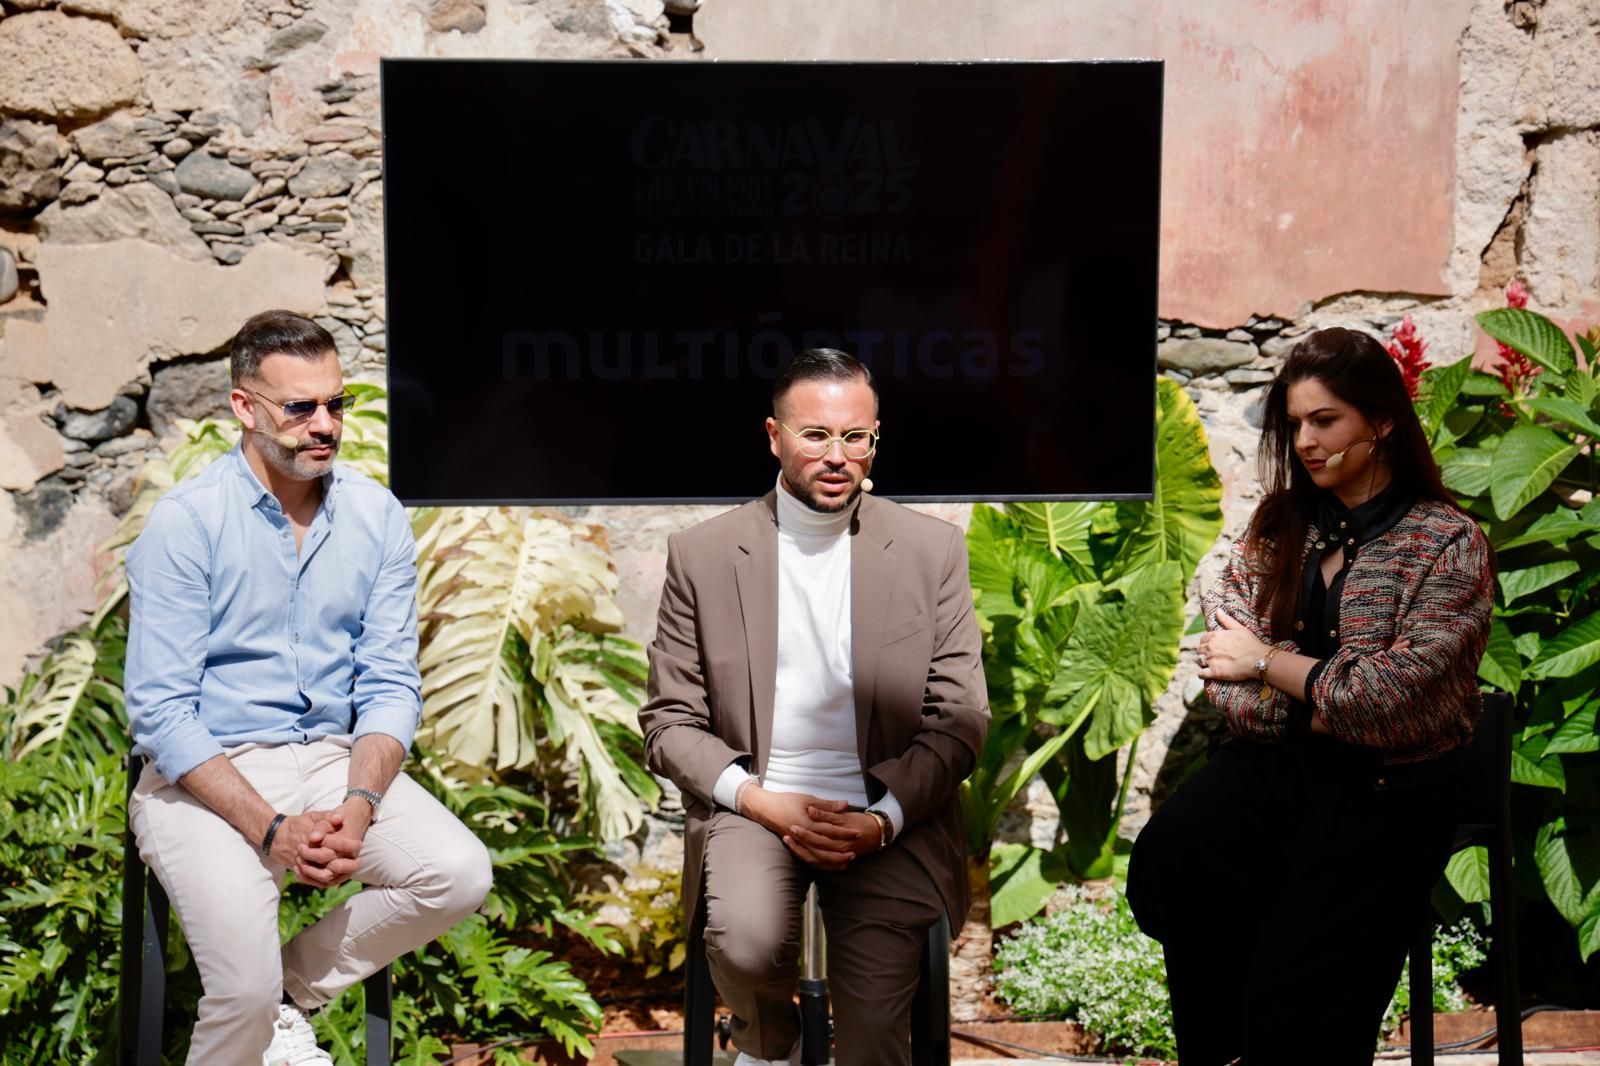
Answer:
[{"xmin": 126, "ymin": 310, "xmax": 490, "ymax": 1066}]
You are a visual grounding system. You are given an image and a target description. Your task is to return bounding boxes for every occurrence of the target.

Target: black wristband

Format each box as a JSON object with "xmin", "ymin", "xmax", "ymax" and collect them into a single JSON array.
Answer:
[{"xmin": 261, "ymin": 812, "xmax": 286, "ymax": 856}]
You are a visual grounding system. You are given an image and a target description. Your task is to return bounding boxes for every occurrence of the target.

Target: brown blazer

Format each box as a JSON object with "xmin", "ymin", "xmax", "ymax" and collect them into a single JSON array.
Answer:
[{"xmin": 640, "ymin": 490, "xmax": 990, "ymax": 931}]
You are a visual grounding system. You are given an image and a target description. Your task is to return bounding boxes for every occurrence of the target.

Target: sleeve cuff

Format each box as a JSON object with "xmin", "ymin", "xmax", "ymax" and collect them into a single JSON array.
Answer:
[
  {"xmin": 1304, "ymin": 659, "xmax": 1330, "ymax": 705},
  {"xmin": 352, "ymin": 702, "xmax": 419, "ymax": 753},
  {"xmin": 871, "ymin": 789, "xmax": 906, "ymax": 840},
  {"xmin": 712, "ymin": 758, "xmax": 754, "ymax": 810}
]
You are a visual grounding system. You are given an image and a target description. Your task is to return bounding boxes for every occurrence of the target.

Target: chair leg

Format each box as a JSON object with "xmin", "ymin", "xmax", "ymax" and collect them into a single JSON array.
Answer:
[
  {"xmin": 684, "ymin": 931, "xmax": 714, "ymax": 1066},
  {"xmin": 910, "ymin": 913, "xmax": 951, "ymax": 1066},
  {"xmin": 138, "ymin": 873, "xmax": 170, "ymax": 1066},
  {"xmin": 1487, "ymin": 835, "xmax": 1522, "ymax": 1065},
  {"xmin": 799, "ymin": 888, "xmax": 829, "ymax": 1066},
  {"xmin": 118, "ymin": 773, "xmax": 147, "ymax": 1066},
  {"xmin": 364, "ymin": 965, "xmax": 392, "ymax": 1066},
  {"xmin": 1408, "ymin": 903, "xmax": 1433, "ymax": 1066}
]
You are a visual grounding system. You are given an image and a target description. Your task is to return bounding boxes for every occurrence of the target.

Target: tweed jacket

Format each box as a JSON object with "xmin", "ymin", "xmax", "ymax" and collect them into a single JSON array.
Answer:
[
  {"xmin": 639, "ymin": 491, "xmax": 990, "ymax": 931},
  {"xmin": 1201, "ymin": 497, "xmax": 1493, "ymax": 763}
]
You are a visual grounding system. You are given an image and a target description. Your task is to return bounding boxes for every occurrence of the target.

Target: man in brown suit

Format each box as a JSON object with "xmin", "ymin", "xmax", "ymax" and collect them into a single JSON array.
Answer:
[{"xmin": 640, "ymin": 349, "xmax": 989, "ymax": 1066}]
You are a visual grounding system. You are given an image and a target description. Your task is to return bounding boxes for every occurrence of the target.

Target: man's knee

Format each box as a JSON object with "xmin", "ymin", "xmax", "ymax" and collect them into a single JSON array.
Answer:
[
  {"xmin": 427, "ymin": 835, "xmax": 493, "ymax": 921},
  {"xmin": 197, "ymin": 976, "xmax": 281, "ymax": 1035},
  {"xmin": 704, "ymin": 902, "xmax": 800, "ymax": 985}
]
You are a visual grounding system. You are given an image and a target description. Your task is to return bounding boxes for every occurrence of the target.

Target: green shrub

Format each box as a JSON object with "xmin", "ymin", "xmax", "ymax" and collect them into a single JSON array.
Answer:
[
  {"xmin": 1381, "ymin": 920, "xmax": 1489, "ymax": 1039},
  {"xmin": 993, "ymin": 884, "xmax": 1177, "ymax": 1057}
]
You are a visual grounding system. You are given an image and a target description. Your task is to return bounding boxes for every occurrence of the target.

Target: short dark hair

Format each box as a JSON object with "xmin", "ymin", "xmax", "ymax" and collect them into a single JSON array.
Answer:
[
  {"xmin": 229, "ymin": 310, "xmax": 336, "ymax": 385},
  {"xmin": 772, "ymin": 348, "xmax": 877, "ymax": 415}
]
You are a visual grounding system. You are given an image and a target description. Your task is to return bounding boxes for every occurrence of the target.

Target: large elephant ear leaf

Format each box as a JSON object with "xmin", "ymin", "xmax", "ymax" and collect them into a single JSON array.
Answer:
[
  {"xmin": 1107, "ymin": 378, "xmax": 1224, "ymax": 583},
  {"xmin": 1048, "ymin": 560, "xmax": 1186, "ymax": 760}
]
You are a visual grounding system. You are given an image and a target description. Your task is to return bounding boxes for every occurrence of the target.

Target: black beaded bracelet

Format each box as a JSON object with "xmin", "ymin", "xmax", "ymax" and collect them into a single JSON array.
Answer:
[{"xmin": 261, "ymin": 812, "xmax": 287, "ymax": 856}]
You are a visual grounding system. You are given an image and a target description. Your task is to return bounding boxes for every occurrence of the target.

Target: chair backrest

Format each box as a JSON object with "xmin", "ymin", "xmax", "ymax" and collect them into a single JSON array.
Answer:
[{"xmin": 1457, "ymin": 691, "xmax": 1513, "ymax": 830}]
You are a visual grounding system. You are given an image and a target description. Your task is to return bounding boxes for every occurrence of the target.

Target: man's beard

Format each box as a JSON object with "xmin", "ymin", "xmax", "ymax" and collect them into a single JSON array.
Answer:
[
  {"xmin": 793, "ymin": 470, "xmax": 861, "ymax": 513},
  {"xmin": 263, "ymin": 434, "xmax": 340, "ymax": 480}
]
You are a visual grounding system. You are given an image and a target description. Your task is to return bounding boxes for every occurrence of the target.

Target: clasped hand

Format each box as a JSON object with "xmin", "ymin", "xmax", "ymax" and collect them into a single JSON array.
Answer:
[
  {"xmin": 266, "ymin": 798, "xmax": 371, "ymax": 887},
  {"xmin": 741, "ymin": 787, "xmax": 882, "ymax": 871}
]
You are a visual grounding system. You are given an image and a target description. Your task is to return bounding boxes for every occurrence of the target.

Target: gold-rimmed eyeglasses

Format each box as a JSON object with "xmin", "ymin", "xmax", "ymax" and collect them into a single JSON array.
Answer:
[
  {"xmin": 249, "ymin": 390, "xmax": 358, "ymax": 421},
  {"xmin": 778, "ymin": 420, "xmax": 879, "ymax": 460}
]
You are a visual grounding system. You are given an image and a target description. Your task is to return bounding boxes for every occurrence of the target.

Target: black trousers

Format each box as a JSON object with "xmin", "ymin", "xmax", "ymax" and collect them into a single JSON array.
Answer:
[{"xmin": 1126, "ymin": 735, "xmax": 1460, "ymax": 1065}]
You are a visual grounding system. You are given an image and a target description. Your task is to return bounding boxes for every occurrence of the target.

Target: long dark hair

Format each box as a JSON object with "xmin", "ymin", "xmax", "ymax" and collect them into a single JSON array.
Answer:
[{"xmin": 1251, "ymin": 327, "xmax": 1455, "ymax": 638}]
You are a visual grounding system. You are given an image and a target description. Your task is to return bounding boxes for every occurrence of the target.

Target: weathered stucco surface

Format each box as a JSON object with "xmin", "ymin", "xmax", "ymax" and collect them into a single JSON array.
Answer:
[{"xmin": 699, "ymin": 0, "xmax": 1478, "ymax": 327}]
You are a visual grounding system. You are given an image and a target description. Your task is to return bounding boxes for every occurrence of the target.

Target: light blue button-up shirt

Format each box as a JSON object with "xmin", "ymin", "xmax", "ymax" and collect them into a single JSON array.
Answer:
[{"xmin": 125, "ymin": 445, "xmax": 421, "ymax": 783}]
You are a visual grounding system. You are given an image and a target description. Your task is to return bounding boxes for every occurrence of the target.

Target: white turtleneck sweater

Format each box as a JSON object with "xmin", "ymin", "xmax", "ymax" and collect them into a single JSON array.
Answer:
[{"xmin": 711, "ymin": 476, "xmax": 904, "ymax": 837}]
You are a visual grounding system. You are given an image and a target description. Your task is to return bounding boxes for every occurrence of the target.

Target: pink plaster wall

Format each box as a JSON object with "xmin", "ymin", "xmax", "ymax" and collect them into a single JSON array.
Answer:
[{"xmin": 698, "ymin": 0, "xmax": 1477, "ymax": 327}]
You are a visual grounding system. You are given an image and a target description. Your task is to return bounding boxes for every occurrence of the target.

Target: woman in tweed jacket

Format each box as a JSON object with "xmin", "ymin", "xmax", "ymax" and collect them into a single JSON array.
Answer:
[{"xmin": 1127, "ymin": 327, "xmax": 1494, "ymax": 1064}]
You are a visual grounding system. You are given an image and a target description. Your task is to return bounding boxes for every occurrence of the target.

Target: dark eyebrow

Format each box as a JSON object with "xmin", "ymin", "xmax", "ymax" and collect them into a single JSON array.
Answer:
[{"xmin": 1288, "ymin": 408, "xmax": 1338, "ymax": 421}]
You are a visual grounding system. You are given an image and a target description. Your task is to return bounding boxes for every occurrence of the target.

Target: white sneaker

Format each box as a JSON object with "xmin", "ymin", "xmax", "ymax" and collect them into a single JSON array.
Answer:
[
  {"xmin": 262, "ymin": 1004, "xmax": 335, "ymax": 1066},
  {"xmin": 733, "ymin": 1040, "xmax": 802, "ymax": 1066}
]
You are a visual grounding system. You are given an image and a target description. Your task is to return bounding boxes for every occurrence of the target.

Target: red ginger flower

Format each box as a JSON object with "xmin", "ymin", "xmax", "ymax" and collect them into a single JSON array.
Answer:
[
  {"xmin": 1385, "ymin": 315, "xmax": 1430, "ymax": 400},
  {"xmin": 1496, "ymin": 279, "xmax": 1540, "ymax": 404}
]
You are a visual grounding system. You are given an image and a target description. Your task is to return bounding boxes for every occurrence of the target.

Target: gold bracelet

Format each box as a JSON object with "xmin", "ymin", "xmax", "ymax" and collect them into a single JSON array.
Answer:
[
  {"xmin": 1258, "ymin": 646, "xmax": 1280, "ymax": 702},
  {"xmin": 864, "ymin": 808, "xmax": 892, "ymax": 850}
]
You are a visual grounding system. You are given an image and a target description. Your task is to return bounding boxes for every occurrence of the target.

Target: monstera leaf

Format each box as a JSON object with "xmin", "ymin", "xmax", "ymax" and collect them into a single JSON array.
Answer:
[{"xmin": 413, "ymin": 507, "xmax": 650, "ymax": 841}]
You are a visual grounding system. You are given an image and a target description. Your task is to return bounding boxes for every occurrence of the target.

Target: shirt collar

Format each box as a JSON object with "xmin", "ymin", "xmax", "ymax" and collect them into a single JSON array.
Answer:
[
  {"xmin": 1312, "ymin": 482, "xmax": 1413, "ymax": 549},
  {"xmin": 227, "ymin": 442, "xmax": 339, "ymax": 517}
]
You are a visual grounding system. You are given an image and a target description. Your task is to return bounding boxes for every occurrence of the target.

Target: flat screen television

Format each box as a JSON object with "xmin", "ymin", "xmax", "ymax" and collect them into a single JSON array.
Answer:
[{"xmin": 380, "ymin": 59, "xmax": 1162, "ymax": 504}]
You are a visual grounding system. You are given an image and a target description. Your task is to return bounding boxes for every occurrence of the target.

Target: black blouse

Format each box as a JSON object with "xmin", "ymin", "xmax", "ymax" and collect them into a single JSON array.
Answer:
[{"xmin": 1288, "ymin": 484, "xmax": 1416, "ymax": 731}]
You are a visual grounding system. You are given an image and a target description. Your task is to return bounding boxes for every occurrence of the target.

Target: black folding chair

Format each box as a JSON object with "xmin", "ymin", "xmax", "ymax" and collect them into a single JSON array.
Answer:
[
  {"xmin": 1406, "ymin": 691, "xmax": 1521, "ymax": 1065},
  {"xmin": 118, "ymin": 753, "xmax": 394, "ymax": 1066},
  {"xmin": 684, "ymin": 887, "xmax": 951, "ymax": 1066}
]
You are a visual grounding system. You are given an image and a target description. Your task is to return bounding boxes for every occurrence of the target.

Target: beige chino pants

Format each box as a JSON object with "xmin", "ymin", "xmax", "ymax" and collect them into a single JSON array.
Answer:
[{"xmin": 129, "ymin": 736, "xmax": 493, "ymax": 1066}]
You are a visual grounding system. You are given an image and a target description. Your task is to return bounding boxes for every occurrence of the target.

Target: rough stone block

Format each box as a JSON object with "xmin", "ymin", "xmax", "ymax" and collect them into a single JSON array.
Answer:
[
  {"xmin": 146, "ymin": 354, "xmax": 233, "ymax": 436},
  {"xmin": 35, "ymin": 182, "xmax": 214, "ymax": 261},
  {"xmin": 1156, "ymin": 338, "xmax": 1258, "ymax": 375},
  {"xmin": 288, "ymin": 153, "xmax": 360, "ymax": 198},
  {"xmin": 0, "ymin": 12, "xmax": 143, "ymax": 121},
  {"xmin": 71, "ymin": 112, "xmax": 153, "ymax": 163},
  {"xmin": 263, "ymin": 19, "xmax": 328, "ymax": 63},
  {"xmin": 175, "ymin": 152, "xmax": 258, "ymax": 202},
  {"xmin": 0, "ymin": 248, "xmax": 18, "ymax": 304},
  {"xmin": 429, "ymin": 0, "xmax": 487, "ymax": 33},
  {"xmin": 60, "ymin": 395, "xmax": 138, "ymax": 443},
  {"xmin": 1523, "ymin": 129, "xmax": 1600, "ymax": 308},
  {"xmin": 60, "ymin": 0, "xmax": 245, "ymax": 40},
  {"xmin": 0, "ymin": 118, "xmax": 63, "ymax": 212},
  {"xmin": 27, "ymin": 238, "xmax": 331, "ymax": 410}
]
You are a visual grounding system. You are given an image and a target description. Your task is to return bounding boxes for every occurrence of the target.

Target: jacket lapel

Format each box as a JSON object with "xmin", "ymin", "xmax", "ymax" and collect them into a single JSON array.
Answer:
[
  {"xmin": 851, "ymin": 494, "xmax": 897, "ymax": 768},
  {"xmin": 735, "ymin": 492, "xmax": 780, "ymax": 779}
]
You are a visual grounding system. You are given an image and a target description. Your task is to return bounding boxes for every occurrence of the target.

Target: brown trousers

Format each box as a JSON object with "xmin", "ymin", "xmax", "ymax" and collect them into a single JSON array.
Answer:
[{"xmin": 701, "ymin": 812, "xmax": 943, "ymax": 1066}]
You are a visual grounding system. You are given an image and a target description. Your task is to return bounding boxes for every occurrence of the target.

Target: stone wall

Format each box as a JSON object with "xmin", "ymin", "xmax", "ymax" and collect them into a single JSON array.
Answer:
[
  {"xmin": 2, "ymin": 0, "xmax": 1598, "ymax": 852},
  {"xmin": 0, "ymin": 0, "xmax": 694, "ymax": 683}
]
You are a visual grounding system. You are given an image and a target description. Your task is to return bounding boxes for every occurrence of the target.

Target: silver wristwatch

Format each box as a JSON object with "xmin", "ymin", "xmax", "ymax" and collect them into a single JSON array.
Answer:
[{"xmin": 346, "ymin": 787, "xmax": 384, "ymax": 813}]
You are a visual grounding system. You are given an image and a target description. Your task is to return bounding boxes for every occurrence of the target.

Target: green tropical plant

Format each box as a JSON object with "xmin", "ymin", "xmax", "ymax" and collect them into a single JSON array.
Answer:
[
  {"xmin": 0, "ymin": 381, "xmax": 655, "ymax": 1058},
  {"xmin": 1380, "ymin": 919, "xmax": 1488, "ymax": 1040},
  {"xmin": 1418, "ymin": 304, "xmax": 1600, "ymax": 962},
  {"xmin": 953, "ymin": 378, "xmax": 1222, "ymax": 1008},
  {"xmin": 578, "ymin": 861, "xmax": 688, "ymax": 980},
  {"xmin": 992, "ymin": 884, "xmax": 1176, "ymax": 1057},
  {"xmin": 0, "ymin": 750, "xmax": 130, "ymax": 1063},
  {"xmin": 412, "ymin": 507, "xmax": 657, "ymax": 841}
]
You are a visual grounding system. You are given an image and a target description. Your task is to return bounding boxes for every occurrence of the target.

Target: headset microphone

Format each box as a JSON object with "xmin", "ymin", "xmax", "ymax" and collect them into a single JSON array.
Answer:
[
  {"xmin": 861, "ymin": 477, "xmax": 874, "ymax": 493},
  {"xmin": 251, "ymin": 426, "xmax": 302, "ymax": 451},
  {"xmin": 1323, "ymin": 437, "xmax": 1376, "ymax": 470}
]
